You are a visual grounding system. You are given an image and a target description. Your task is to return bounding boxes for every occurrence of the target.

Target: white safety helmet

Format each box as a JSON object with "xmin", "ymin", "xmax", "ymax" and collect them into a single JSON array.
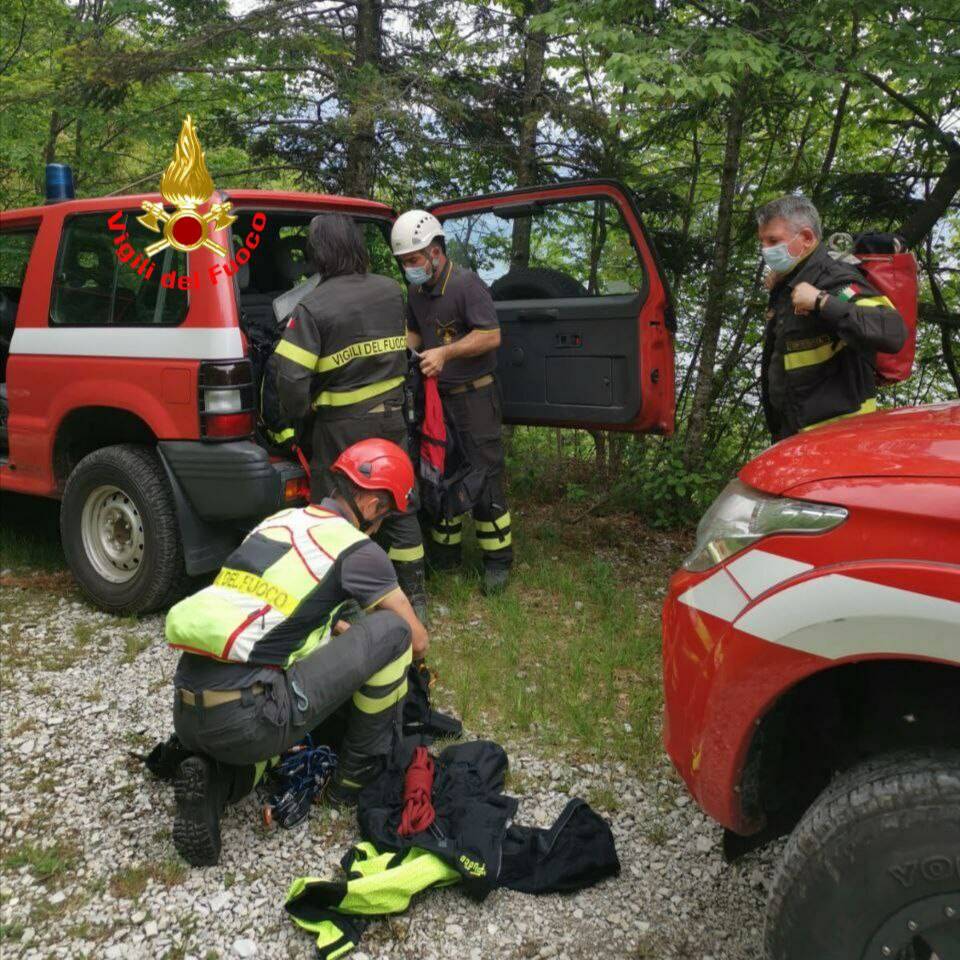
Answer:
[{"xmin": 390, "ymin": 210, "xmax": 445, "ymax": 257}]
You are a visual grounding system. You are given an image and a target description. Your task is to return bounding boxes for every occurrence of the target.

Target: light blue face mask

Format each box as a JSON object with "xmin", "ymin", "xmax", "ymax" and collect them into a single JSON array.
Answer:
[
  {"xmin": 405, "ymin": 265, "xmax": 432, "ymax": 285},
  {"xmin": 761, "ymin": 240, "xmax": 801, "ymax": 274}
]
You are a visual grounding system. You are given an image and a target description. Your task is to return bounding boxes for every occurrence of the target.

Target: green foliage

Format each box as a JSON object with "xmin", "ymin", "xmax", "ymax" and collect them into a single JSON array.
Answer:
[{"xmin": 1, "ymin": 0, "xmax": 957, "ymax": 520}]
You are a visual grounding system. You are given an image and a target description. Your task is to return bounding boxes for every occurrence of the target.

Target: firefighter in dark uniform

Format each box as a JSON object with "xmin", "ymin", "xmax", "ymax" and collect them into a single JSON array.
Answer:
[
  {"xmin": 757, "ymin": 195, "xmax": 907, "ymax": 441},
  {"xmin": 274, "ymin": 214, "xmax": 427, "ymax": 619},
  {"xmin": 391, "ymin": 210, "xmax": 512, "ymax": 596}
]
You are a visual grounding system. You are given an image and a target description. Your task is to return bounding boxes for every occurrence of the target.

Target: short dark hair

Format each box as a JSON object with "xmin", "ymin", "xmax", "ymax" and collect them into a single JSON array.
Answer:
[{"xmin": 308, "ymin": 213, "xmax": 369, "ymax": 278}]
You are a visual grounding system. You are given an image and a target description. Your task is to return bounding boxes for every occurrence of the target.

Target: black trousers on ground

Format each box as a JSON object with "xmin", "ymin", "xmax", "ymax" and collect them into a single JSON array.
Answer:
[
  {"xmin": 172, "ymin": 611, "xmax": 412, "ymax": 801},
  {"xmin": 309, "ymin": 406, "xmax": 425, "ymax": 593},
  {"xmin": 429, "ymin": 381, "xmax": 513, "ymax": 571}
]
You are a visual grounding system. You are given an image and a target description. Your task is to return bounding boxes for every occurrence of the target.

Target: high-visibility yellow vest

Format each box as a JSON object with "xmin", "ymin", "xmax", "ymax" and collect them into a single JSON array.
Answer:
[{"xmin": 166, "ymin": 506, "xmax": 368, "ymax": 669}]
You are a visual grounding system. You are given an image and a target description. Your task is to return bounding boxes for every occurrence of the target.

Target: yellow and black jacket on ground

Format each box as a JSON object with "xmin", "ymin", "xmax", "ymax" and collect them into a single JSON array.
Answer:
[
  {"xmin": 285, "ymin": 739, "xmax": 620, "ymax": 959},
  {"xmin": 359, "ymin": 740, "xmax": 620, "ymax": 897},
  {"xmin": 275, "ymin": 273, "xmax": 407, "ymax": 419},
  {"xmin": 286, "ymin": 842, "xmax": 460, "ymax": 959},
  {"xmin": 761, "ymin": 242, "xmax": 907, "ymax": 440}
]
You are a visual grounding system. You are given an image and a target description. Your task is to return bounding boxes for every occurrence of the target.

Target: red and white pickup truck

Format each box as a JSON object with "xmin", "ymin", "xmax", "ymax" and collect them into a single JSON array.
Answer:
[
  {"xmin": 0, "ymin": 177, "xmax": 675, "ymax": 612},
  {"xmin": 662, "ymin": 403, "xmax": 960, "ymax": 960}
]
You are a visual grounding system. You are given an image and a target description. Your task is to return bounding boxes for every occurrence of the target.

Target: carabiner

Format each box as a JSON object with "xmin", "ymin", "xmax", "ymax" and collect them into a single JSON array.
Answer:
[{"xmin": 291, "ymin": 679, "xmax": 309, "ymax": 714}]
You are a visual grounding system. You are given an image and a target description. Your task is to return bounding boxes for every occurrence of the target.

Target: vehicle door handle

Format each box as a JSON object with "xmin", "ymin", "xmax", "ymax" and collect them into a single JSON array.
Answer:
[
  {"xmin": 516, "ymin": 309, "xmax": 559, "ymax": 321},
  {"xmin": 555, "ymin": 333, "xmax": 582, "ymax": 348}
]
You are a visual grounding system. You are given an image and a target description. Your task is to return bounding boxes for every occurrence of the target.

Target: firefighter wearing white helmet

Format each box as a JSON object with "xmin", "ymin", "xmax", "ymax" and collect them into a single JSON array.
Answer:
[
  {"xmin": 391, "ymin": 210, "xmax": 513, "ymax": 596},
  {"xmin": 390, "ymin": 210, "xmax": 446, "ymax": 257}
]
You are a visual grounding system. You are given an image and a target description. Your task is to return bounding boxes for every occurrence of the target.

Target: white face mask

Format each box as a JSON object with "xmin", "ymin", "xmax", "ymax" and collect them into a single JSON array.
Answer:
[{"xmin": 761, "ymin": 239, "xmax": 802, "ymax": 273}]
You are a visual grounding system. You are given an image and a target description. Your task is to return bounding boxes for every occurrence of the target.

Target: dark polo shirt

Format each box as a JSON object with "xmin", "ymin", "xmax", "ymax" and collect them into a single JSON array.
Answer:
[{"xmin": 405, "ymin": 260, "xmax": 500, "ymax": 387}]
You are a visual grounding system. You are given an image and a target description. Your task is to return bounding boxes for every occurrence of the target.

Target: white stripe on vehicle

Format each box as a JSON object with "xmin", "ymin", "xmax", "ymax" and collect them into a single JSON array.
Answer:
[
  {"xmin": 10, "ymin": 327, "xmax": 244, "ymax": 360},
  {"xmin": 734, "ymin": 574, "xmax": 960, "ymax": 664},
  {"xmin": 726, "ymin": 549, "xmax": 813, "ymax": 599},
  {"xmin": 678, "ymin": 568, "xmax": 749, "ymax": 621}
]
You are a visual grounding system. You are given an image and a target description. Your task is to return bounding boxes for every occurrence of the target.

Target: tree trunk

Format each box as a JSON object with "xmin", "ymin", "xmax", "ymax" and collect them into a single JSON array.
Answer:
[
  {"xmin": 44, "ymin": 109, "xmax": 61, "ymax": 165},
  {"xmin": 342, "ymin": 0, "xmax": 383, "ymax": 198},
  {"xmin": 510, "ymin": 0, "xmax": 549, "ymax": 267},
  {"xmin": 899, "ymin": 150, "xmax": 960, "ymax": 248},
  {"xmin": 682, "ymin": 89, "xmax": 747, "ymax": 470},
  {"xmin": 813, "ymin": 82, "xmax": 849, "ymax": 200}
]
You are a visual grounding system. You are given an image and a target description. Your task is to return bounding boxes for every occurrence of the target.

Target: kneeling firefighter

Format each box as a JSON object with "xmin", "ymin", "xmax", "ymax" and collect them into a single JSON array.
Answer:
[
  {"xmin": 392, "ymin": 210, "xmax": 513, "ymax": 596},
  {"xmin": 273, "ymin": 213, "xmax": 427, "ymax": 620},
  {"xmin": 165, "ymin": 439, "xmax": 428, "ymax": 867}
]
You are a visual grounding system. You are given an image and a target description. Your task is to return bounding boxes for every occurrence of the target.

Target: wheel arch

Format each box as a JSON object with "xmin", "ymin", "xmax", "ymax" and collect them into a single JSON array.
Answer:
[
  {"xmin": 53, "ymin": 406, "xmax": 157, "ymax": 492},
  {"xmin": 737, "ymin": 656, "xmax": 960, "ymax": 840}
]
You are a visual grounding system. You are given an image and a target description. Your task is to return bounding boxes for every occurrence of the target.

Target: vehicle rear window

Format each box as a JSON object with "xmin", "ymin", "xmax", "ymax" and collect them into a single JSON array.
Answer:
[
  {"xmin": 439, "ymin": 196, "xmax": 645, "ymax": 300},
  {"xmin": 50, "ymin": 212, "xmax": 188, "ymax": 326},
  {"xmin": 230, "ymin": 211, "xmax": 399, "ymax": 299}
]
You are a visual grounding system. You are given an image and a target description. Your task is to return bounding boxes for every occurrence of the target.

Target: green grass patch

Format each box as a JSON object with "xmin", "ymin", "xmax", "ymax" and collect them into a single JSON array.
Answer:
[
  {"xmin": 109, "ymin": 858, "xmax": 187, "ymax": 900},
  {"xmin": 427, "ymin": 504, "xmax": 688, "ymax": 772},
  {"xmin": 0, "ymin": 921, "xmax": 25, "ymax": 942},
  {"xmin": 122, "ymin": 632, "xmax": 152, "ymax": 663},
  {"xmin": 2, "ymin": 839, "xmax": 80, "ymax": 883}
]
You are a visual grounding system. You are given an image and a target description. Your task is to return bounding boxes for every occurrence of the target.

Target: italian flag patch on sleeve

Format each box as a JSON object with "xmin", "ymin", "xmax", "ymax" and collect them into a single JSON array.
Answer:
[{"xmin": 836, "ymin": 283, "xmax": 862, "ymax": 302}]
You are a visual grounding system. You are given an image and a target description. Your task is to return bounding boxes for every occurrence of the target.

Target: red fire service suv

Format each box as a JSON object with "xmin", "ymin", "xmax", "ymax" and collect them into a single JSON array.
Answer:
[
  {"xmin": 0, "ymin": 175, "xmax": 674, "ymax": 612},
  {"xmin": 662, "ymin": 403, "xmax": 960, "ymax": 960}
]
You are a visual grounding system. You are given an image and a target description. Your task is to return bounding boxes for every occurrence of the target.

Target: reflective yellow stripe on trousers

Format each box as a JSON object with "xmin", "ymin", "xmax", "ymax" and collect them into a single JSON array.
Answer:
[{"xmin": 388, "ymin": 544, "xmax": 425, "ymax": 563}]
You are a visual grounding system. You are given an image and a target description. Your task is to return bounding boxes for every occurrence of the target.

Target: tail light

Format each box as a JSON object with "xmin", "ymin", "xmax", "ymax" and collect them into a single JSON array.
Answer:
[
  {"xmin": 284, "ymin": 476, "xmax": 310, "ymax": 502},
  {"xmin": 199, "ymin": 360, "xmax": 256, "ymax": 441}
]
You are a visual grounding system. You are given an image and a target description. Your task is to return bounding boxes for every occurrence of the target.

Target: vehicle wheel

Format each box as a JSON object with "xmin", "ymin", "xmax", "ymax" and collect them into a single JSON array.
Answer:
[
  {"xmin": 490, "ymin": 266, "xmax": 585, "ymax": 300},
  {"xmin": 765, "ymin": 749, "xmax": 960, "ymax": 960},
  {"xmin": 61, "ymin": 444, "xmax": 186, "ymax": 615}
]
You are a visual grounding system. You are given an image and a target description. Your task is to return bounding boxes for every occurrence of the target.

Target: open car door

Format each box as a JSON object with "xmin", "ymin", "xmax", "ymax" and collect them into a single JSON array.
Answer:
[{"xmin": 430, "ymin": 179, "xmax": 675, "ymax": 433}]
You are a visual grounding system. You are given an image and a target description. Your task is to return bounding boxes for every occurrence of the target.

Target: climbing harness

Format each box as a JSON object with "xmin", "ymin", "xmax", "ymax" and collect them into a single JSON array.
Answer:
[{"xmin": 260, "ymin": 736, "xmax": 338, "ymax": 829}]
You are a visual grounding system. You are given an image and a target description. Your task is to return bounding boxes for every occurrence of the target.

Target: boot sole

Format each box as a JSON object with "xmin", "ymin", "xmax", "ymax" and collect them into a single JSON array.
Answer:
[{"xmin": 173, "ymin": 757, "xmax": 221, "ymax": 867}]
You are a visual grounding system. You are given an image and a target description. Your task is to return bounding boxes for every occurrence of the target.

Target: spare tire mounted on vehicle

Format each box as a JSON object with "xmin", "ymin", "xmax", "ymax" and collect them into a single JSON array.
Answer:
[{"xmin": 490, "ymin": 266, "xmax": 585, "ymax": 301}]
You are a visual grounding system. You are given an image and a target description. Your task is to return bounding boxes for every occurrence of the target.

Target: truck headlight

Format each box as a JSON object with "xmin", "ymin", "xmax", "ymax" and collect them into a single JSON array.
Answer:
[{"xmin": 683, "ymin": 479, "xmax": 848, "ymax": 572}]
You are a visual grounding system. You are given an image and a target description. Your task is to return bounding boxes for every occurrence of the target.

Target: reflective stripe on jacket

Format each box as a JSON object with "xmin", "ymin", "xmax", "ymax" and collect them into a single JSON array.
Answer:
[
  {"xmin": 286, "ymin": 842, "xmax": 460, "ymax": 959},
  {"xmin": 165, "ymin": 506, "xmax": 368, "ymax": 668},
  {"xmin": 274, "ymin": 273, "xmax": 407, "ymax": 418},
  {"xmin": 761, "ymin": 242, "xmax": 907, "ymax": 440}
]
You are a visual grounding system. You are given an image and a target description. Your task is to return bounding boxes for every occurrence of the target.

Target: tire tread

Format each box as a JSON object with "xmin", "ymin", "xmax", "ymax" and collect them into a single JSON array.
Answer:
[
  {"xmin": 61, "ymin": 443, "xmax": 186, "ymax": 615},
  {"xmin": 765, "ymin": 748, "xmax": 960, "ymax": 960}
]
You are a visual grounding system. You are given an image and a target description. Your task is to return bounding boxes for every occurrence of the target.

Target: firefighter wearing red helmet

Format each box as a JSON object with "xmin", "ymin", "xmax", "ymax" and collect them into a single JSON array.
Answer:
[{"xmin": 164, "ymin": 439, "xmax": 428, "ymax": 867}]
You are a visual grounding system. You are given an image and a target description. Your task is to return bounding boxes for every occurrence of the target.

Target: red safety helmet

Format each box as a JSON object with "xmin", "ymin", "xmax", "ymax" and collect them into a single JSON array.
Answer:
[{"xmin": 331, "ymin": 438, "xmax": 415, "ymax": 512}]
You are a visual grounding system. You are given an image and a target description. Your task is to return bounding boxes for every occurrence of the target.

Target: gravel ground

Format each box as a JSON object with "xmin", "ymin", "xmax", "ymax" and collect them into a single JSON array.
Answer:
[{"xmin": 0, "ymin": 582, "xmax": 782, "ymax": 960}]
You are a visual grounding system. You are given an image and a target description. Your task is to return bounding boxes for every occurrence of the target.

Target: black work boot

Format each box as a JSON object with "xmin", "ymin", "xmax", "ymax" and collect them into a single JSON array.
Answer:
[
  {"xmin": 172, "ymin": 755, "xmax": 227, "ymax": 867},
  {"xmin": 482, "ymin": 566, "xmax": 510, "ymax": 596},
  {"xmin": 324, "ymin": 754, "xmax": 385, "ymax": 810}
]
